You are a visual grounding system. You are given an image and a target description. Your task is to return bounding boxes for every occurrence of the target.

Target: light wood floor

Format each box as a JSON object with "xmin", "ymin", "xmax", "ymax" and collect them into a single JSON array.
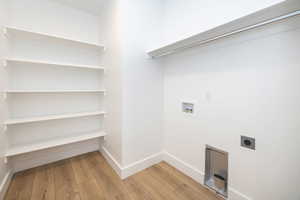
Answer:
[{"xmin": 5, "ymin": 152, "xmax": 222, "ymax": 200}]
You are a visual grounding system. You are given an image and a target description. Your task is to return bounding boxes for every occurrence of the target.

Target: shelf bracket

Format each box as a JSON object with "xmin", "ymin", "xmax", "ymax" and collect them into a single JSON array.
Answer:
[
  {"xmin": 3, "ymin": 124, "xmax": 7, "ymax": 132},
  {"xmin": 2, "ymin": 59, "xmax": 7, "ymax": 67},
  {"xmin": 3, "ymin": 92, "xmax": 7, "ymax": 100},
  {"xmin": 2, "ymin": 27, "xmax": 7, "ymax": 38},
  {"xmin": 4, "ymin": 157, "xmax": 8, "ymax": 164}
]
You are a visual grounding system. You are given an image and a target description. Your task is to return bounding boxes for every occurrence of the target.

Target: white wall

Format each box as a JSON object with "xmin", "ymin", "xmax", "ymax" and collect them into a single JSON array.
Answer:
[
  {"xmin": 100, "ymin": 0, "xmax": 123, "ymax": 164},
  {"xmin": 0, "ymin": 0, "xmax": 10, "ymax": 191},
  {"xmin": 163, "ymin": 13, "xmax": 300, "ymax": 200},
  {"xmin": 161, "ymin": 0, "xmax": 285, "ymax": 46},
  {"xmin": 7, "ymin": 0, "xmax": 99, "ymax": 44},
  {"xmin": 120, "ymin": 0, "xmax": 164, "ymax": 166},
  {"xmin": 101, "ymin": 0, "xmax": 164, "ymax": 168}
]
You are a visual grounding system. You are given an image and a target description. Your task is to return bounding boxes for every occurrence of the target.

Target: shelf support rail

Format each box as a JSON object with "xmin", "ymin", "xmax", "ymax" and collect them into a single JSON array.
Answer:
[{"xmin": 2, "ymin": 124, "xmax": 7, "ymax": 163}]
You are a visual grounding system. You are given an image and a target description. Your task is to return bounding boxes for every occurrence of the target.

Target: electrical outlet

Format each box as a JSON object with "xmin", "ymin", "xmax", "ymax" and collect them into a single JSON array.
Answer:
[{"xmin": 241, "ymin": 136, "xmax": 255, "ymax": 150}]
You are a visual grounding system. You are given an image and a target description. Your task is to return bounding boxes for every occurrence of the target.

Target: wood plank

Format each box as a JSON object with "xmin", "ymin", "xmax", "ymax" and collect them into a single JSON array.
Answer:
[
  {"xmin": 53, "ymin": 160, "xmax": 81, "ymax": 200},
  {"xmin": 123, "ymin": 176, "xmax": 157, "ymax": 200},
  {"xmin": 134, "ymin": 167, "xmax": 186, "ymax": 200},
  {"xmin": 125, "ymin": 171, "xmax": 168, "ymax": 200},
  {"xmin": 31, "ymin": 165, "xmax": 55, "ymax": 200},
  {"xmin": 158, "ymin": 162, "xmax": 223, "ymax": 200},
  {"xmin": 5, "ymin": 169, "xmax": 36, "ymax": 200},
  {"xmin": 85, "ymin": 152, "xmax": 132, "ymax": 200},
  {"xmin": 147, "ymin": 164, "xmax": 210, "ymax": 200},
  {"xmin": 70, "ymin": 154, "xmax": 106, "ymax": 200}
]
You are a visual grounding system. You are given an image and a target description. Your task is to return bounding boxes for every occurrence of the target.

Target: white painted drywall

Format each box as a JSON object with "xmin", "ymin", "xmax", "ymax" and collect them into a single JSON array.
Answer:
[
  {"xmin": 101, "ymin": 0, "xmax": 164, "ymax": 166},
  {"xmin": 161, "ymin": 0, "xmax": 285, "ymax": 46},
  {"xmin": 0, "ymin": 0, "xmax": 10, "ymax": 189},
  {"xmin": 7, "ymin": 0, "xmax": 99, "ymax": 44},
  {"xmin": 120, "ymin": 0, "xmax": 164, "ymax": 166},
  {"xmin": 100, "ymin": 0, "xmax": 123, "ymax": 164},
  {"xmin": 50, "ymin": 0, "xmax": 106, "ymax": 16},
  {"xmin": 163, "ymin": 13, "xmax": 300, "ymax": 200}
]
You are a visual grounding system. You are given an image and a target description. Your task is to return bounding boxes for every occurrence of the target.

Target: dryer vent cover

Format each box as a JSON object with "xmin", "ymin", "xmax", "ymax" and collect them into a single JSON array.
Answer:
[{"xmin": 204, "ymin": 145, "xmax": 228, "ymax": 197}]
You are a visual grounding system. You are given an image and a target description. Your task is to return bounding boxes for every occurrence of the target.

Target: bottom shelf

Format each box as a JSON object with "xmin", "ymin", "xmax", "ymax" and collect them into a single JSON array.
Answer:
[{"xmin": 6, "ymin": 131, "xmax": 107, "ymax": 157}]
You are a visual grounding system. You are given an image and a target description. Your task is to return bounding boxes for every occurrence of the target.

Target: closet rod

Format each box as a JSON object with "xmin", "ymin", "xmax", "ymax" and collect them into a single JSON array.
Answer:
[{"xmin": 149, "ymin": 10, "xmax": 300, "ymax": 58}]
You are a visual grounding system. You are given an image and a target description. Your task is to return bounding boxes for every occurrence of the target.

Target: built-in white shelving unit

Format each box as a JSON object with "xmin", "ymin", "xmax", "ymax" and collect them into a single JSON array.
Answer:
[
  {"xmin": 4, "ymin": 25, "xmax": 105, "ymax": 49},
  {"xmin": 148, "ymin": 1, "xmax": 300, "ymax": 58},
  {"xmin": 5, "ymin": 111, "xmax": 106, "ymax": 125},
  {"xmin": 6, "ymin": 58, "xmax": 105, "ymax": 70},
  {"xmin": 4, "ymin": 12, "xmax": 106, "ymax": 162},
  {"xmin": 6, "ymin": 130, "xmax": 107, "ymax": 157}
]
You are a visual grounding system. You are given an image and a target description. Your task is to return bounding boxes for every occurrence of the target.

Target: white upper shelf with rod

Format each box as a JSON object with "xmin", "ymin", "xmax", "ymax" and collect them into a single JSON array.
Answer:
[
  {"xmin": 3, "ymin": 25, "xmax": 105, "ymax": 49},
  {"xmin": 147, "ymin": 0, "xmax": 300, "ymax": 58}
]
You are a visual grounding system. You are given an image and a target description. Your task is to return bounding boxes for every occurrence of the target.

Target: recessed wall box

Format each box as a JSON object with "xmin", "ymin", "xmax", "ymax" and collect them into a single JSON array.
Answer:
[
  {"xmin": 204, "ymin": 145, "xmax": 228, "ymax": 198},
  {"xmin": 182, "ymin": 102, "xmax": 194, "ymax": 113}
]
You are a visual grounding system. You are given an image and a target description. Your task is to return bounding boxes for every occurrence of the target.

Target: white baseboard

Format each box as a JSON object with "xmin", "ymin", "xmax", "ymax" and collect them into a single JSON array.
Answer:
[
  {"xmin": 163, "ymin": 151, "xmax": 205, "ymax": 183},
  {"xmin": 122, "ymin": 152, "xmax": 163, "ymax": 179},
  {"xmin": 100, "ymin": 147, "xmax": 123, "ymax": 177},
  {"xmin": 0, "ymin": 171, "xmax": 13, "ymax": 200},
  {"xmin": 100, "ymin": 147, "xmax": 163, "ymax": 179},
  {"xmin": 228, "ymin": 187, "xmax": 252, "ymax": 200},
  {"xmin": 162, "ymin": 151, "xmax": 251, "ymax": 200},
  {"xmin": 11, "ymin": 138, "xmax": 100, "ymax": 172}
]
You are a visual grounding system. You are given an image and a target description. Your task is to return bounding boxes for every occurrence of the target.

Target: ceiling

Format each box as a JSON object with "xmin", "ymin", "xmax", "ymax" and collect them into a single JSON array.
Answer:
[{"xmin": 51, "ymin": 0, "xmax": 105, "ymax": 16}]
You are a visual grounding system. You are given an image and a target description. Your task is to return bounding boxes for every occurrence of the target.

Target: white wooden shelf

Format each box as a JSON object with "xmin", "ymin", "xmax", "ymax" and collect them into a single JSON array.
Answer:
[
  {"xmin": 6, "ymin": 89, "xmax": 106, "ymax": 93},
  {"xmin": 6, "ymin": 58, "xmax": 105, "ymax": 70},
  {"xmin": 6, "ymin": 131, "xmax": 107, "ymax": 157},
  {"xmin": 4, "ymin": 25, "xmax": 105, "ymax": 49},
  {"xmin": 5, "ymin": 111, "xmax": 106, "ymax": 125},
  {"xmin": 148, "ymin": 1, "xmax": 300, "ymax": 58}
]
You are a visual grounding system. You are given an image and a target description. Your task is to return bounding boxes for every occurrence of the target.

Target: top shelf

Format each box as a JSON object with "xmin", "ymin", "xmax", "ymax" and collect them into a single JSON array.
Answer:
[
  {"xmin": 6, "ymin": 58, "xmax": 105, "ymax": 70},
  {"xmin": 4, "ymin": 25, "xmax": 105, "ymax": 49},
  {"xmin": 147, "ymin": 0, "xmax": 300, "ymax": 58}
]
